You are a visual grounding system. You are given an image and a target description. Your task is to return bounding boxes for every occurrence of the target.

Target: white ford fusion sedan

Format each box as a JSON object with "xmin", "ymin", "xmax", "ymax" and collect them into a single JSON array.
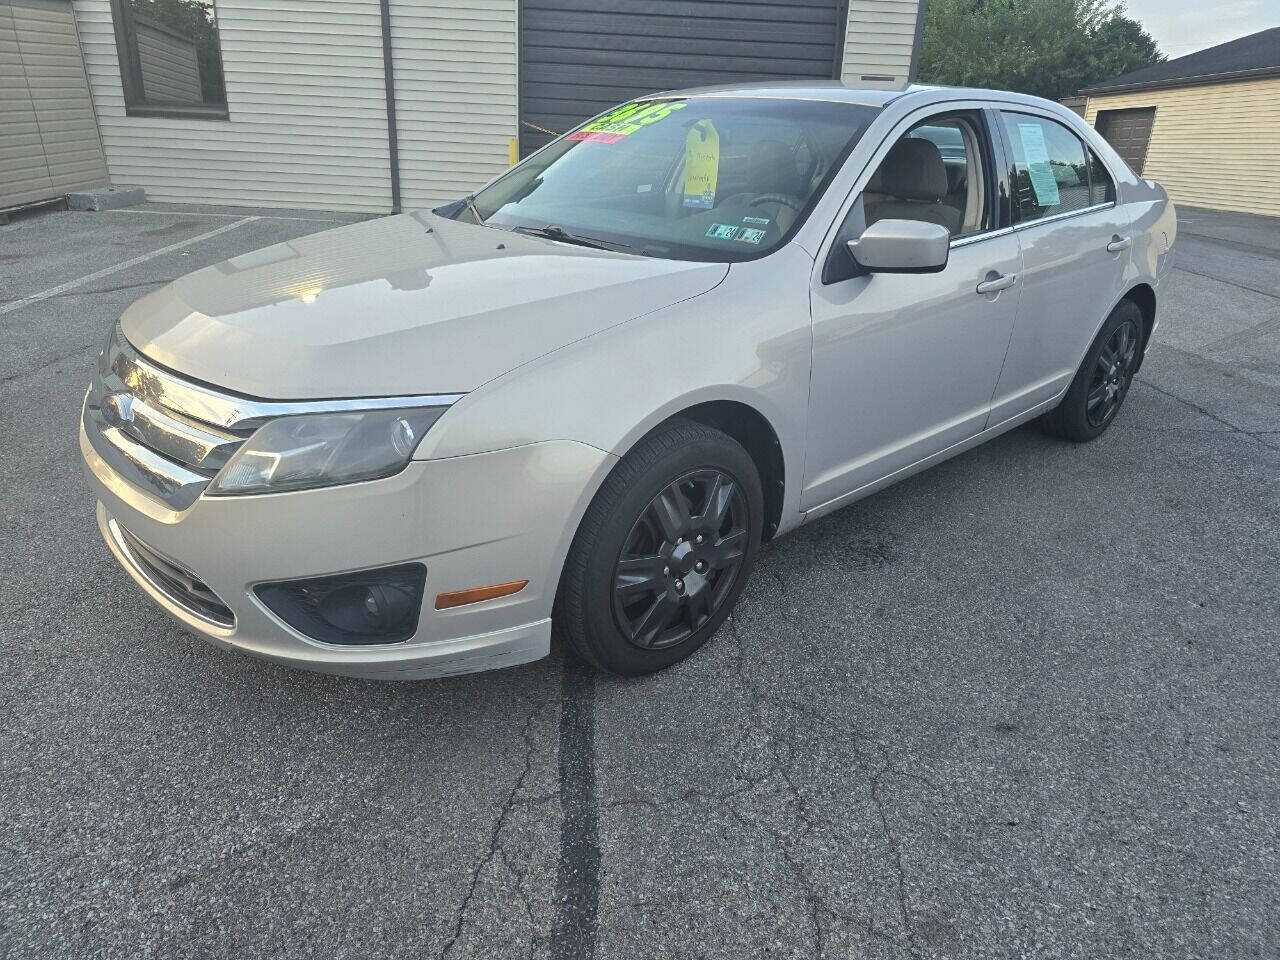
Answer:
[{"xmin": 81, "ymin": 83, "xmax": 1176, "ymax": 679}]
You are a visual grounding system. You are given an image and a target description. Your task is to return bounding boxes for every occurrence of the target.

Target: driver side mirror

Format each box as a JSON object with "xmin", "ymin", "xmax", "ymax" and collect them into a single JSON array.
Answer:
[{"xmin": 846, "ymin": 219, "xmax": 950, "ymax": 274}]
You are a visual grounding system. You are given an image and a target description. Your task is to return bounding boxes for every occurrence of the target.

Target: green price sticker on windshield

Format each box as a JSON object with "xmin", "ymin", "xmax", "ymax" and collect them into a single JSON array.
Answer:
[{"xmin": 568, "ymin": 101, "xmax": 688, "ymax": 144}]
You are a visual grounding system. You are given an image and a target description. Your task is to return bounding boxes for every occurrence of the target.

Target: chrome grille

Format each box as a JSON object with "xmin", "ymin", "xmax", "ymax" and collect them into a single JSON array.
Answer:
[
  {"xmin": 83, "ymin": 327, "xmax": 254, "ymax": 509},
  {"xmin": 82, "ymin": 325, "xmax": 464, "ymax": 510}
]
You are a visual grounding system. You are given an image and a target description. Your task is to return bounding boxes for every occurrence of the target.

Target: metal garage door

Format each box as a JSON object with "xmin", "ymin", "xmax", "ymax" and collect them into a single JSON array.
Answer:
[
  {"xmin": 1095, "ymin": 107, "xmax": 1156, "ymax": 175},
  {"xmin": 519, "ymin": 0, "xmax": 848, "ymax": 156},
  {"xmin": 0, "ymin": 0, "xmax": 108, "ymax": 212}
]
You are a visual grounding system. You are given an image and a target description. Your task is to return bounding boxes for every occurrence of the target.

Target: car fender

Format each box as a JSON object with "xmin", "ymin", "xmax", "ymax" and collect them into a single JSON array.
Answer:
[
  {"xmin": 415, "ymin": 244, "xmax": 817, "ymax": 536},
  {"xmin": 1068, "ymin": 183, "xmax": 1172, "ymax": 377}
]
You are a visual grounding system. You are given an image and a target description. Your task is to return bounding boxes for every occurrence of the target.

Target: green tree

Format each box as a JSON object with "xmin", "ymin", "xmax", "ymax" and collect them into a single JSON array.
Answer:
[{"xmin": 917, "ymin": 0, "xmax": 1164, "ymax": 101}]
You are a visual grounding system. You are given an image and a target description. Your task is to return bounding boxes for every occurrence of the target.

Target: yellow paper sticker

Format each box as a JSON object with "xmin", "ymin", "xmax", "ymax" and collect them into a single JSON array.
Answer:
[{"xmin": 682, "ymin": 120, "xmax": 720, "ymax": 210}]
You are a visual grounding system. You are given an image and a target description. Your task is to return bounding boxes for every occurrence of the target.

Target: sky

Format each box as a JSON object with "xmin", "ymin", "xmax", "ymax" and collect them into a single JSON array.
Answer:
[{"xmin": 1121, "ymin": 0, "xmax": 1278, "ymax": 59}]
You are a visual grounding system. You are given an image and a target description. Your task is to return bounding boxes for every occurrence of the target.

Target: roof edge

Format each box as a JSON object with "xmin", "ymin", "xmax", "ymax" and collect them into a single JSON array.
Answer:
[{"xmin": 1081, "ymin": 64, "xmax": 1280, "ymax": 96}]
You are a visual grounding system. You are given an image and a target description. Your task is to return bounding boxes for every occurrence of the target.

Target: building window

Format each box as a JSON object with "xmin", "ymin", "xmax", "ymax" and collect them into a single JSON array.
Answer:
[{"xmin": 110, "ymin": 0, "xmax": 228, "ymax": 119}]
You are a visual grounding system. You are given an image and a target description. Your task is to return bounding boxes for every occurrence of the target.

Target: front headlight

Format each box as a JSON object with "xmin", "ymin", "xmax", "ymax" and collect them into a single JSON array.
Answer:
[{"xmin": 208, "ymin": 406, "xmax": 449, "ymax": 496}]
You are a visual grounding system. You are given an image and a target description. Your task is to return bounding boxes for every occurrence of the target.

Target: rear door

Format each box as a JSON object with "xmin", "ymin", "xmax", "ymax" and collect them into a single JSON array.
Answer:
[{"xmin": 986, "ymin": 109, "xmax": 1134, "ymax": 426}]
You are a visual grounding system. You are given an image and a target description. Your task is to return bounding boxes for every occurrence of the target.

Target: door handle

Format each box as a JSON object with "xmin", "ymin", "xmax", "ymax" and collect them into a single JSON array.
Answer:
[
  {"xmin": 1106, "ymin": 235, "xmax": 1132, "ymax": 253},
  {"xmin": 976, "ymin": 272, "xmax": 1017, "ymax": 295}
]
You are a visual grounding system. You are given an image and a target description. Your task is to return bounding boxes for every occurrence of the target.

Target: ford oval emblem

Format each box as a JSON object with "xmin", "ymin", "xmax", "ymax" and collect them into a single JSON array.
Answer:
[{"xmin": 102, "ymin": 391, "xmax": 135, "ymax": 427}]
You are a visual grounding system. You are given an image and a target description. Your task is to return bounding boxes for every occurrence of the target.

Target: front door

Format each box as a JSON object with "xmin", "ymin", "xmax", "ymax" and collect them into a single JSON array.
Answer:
[{"xmin": 803, "ymin": 110, "xmax": 1022, "ymax": 513}]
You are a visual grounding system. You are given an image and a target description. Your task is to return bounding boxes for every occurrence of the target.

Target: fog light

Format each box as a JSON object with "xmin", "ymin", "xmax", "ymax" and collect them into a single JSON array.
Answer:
[{"xmin": 255, "ymin": 563, "xmax": 426, "ymax": 645}]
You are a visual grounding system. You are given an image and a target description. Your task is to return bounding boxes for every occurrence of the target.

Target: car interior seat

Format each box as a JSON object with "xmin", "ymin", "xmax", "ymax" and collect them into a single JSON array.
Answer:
[
  {"xmin": 708, "ymin": 139, "xmax": 808, "ymax": 233},
  {"xmin": 865, "ymin": 138, "xmax": 963, "ymax": 235}
]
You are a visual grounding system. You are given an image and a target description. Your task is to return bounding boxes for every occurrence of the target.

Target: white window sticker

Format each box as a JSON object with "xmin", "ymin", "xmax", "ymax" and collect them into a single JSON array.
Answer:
[{"xmin": 1017, "ymin": 122, "xmax": 1060, "ymax": 207}]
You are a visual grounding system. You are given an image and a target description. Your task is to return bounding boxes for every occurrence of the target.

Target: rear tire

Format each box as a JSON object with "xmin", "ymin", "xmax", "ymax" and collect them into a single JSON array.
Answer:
[
  {"xmin": 1041, "ymin": 299, "xmax": 1143, "ymax": 442},
  {"xmin": 555, "ymin": 419, "xmax": 763, "ymax": 676}
]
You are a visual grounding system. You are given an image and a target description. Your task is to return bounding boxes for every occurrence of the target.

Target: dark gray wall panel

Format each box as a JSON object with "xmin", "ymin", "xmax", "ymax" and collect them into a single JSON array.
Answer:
[{"xmin": 519, "ymin": 0, "xmax": 846, "ymax": 155}]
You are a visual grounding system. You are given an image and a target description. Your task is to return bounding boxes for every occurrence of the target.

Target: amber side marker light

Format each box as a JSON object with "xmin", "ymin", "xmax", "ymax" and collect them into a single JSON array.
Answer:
[{"xmin": 435, "ymin": 580, "xmax": 529, "ymax": 610}]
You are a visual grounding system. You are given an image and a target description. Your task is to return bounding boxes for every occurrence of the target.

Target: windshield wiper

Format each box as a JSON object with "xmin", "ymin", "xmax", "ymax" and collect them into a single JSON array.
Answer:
[
  {"xmin": 512, "ymin": 224, "xmax": 635, "ymax": 253},
  {"xmin": 463, "ymin": 195, "xmax": 484, "ymax": 224}
]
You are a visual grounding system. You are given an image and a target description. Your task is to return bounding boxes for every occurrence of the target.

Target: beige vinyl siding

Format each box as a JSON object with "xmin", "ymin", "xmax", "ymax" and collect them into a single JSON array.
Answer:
[
  {"xmin": 133, "ymin": 14, "xmax": 201, "ymax": 104},
  {"xmin": 72, "ymin": 0, "xmax": 393, "ymax": 212},
  {"xmin": 388, "ymin": 0, "xmax": 517, "ymax": 210},
  {"xmin": 1085, "ymin": 77, "xmax": 1280, "ymax": 217},
  {"xmin": 0, "ymin": 4, "xmax": 55, "ymax": 208},
  {"xmin": 2, "ymin": 0, "xmax": 108, "ymax": 209},
  {"xmin": 841, "ymin": 0, "xmax": 920, "ymax": 87}
]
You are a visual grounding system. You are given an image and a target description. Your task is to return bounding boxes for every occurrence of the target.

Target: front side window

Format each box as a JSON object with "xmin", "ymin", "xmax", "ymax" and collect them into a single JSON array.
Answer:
[
  {"xmin": 1000, "ymin": 112, "xmax": 1092, "ymax": 222},
  {"xmin": 862, "ymin": 114, "xmax": 991, "ymax": 238},
  {"xmin": 111, "ymin": 0, "xmax": 228, "ymax": 119},
  {"xmin": 468, "ymin": 98, "xmax": 879, "ymax": 262}
]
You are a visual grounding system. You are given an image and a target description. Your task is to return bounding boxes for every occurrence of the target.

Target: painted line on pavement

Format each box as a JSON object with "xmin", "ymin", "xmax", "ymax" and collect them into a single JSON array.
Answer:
[
  {"xmin": 0, "ymin": 217, "xmax": 258, "ymax": 317},
  {"xmin": 103, "ymin": 208, "xmax": 344, "ymax": 224}
]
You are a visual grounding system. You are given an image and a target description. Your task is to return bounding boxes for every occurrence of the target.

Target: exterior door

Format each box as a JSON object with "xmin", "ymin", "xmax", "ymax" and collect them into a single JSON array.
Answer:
[
  {"xmin": 1095, "ymin": 107, "xmax": 1155, "ymax": 175},
  {"xmin": 987, "ymin": 110, "xmax": 1134, "ymax": 425},
  {"xmin": 803, "ymin": 109, "xmax": 1022, "ymax": 512}
]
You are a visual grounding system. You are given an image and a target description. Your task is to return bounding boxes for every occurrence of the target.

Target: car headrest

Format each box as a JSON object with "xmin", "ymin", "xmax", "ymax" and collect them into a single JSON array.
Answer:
[
  {"xmin": 880, "ymin": 138, "xmax": 949, "ymax": 202},
  {"xmin": 750, "ymin": 139, "xmax": 805, "ymax": 198}
]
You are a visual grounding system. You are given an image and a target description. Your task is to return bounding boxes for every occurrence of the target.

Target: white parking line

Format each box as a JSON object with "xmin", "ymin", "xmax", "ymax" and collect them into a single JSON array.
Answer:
[
  {"xmin": 105, "ymin": 208, "xmax": 344, "ymax": 224},
  {"xmin": 0, "ymin": 216, "xmax": 258, "ymax": 317}
]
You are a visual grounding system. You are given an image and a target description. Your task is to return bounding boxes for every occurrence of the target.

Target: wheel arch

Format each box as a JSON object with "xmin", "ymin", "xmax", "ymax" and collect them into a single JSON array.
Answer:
[
  {"xmin": 1122, "ymin": 282, "xmax": 1157, "ymax": 372},
  {"xmin": 599, "ymin": 384, "xmax": 801, "ymax": 542},
  {"xmin": 663, "ymin": 400, "xmax": 786, "ymax": 542}
]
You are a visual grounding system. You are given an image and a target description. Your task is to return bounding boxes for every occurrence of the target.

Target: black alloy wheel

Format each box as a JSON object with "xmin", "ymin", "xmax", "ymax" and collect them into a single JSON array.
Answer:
[
  {"xmin": 1085, "ymin": 316, "xmax": 1139, "ymax": 428},
  {"xmin": 1041, "ymin": 299, "xmax": 1145, "ymax": 442},
  {"xmin": 612, "ymin": 470, "xmax": 749, "ymax": 651},
  {"xmin": 556, "ymin": 418, "xmax": 763, "ymax": 675}
]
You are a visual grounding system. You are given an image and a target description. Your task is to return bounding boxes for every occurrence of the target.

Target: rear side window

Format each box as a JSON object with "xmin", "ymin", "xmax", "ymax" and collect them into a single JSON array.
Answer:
[
  {"xmin": 1000, "ymin": 112, "xmax": 1091, "ymax": 222},
  {"xmin": 1089, "ymin": 149, "xmax": 1116, "ymax": 204}
]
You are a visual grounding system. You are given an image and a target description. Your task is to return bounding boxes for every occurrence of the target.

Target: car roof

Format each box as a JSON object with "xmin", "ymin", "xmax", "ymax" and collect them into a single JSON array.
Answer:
[{"xmin": 636, "ymin": 81, "xmax": 1066, "ymax": 113}]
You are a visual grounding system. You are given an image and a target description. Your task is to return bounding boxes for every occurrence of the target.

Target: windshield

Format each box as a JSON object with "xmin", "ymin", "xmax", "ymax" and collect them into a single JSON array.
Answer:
[{"xmin": 466, "ymin": 97, "xmax": 879, "ymax": 262}]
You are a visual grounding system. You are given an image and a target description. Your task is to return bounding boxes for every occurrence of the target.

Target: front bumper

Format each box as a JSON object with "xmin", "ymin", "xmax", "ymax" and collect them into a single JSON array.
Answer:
[{"xmin": 81, "ymin": 421, "xmax": 614, "ymax": 680}]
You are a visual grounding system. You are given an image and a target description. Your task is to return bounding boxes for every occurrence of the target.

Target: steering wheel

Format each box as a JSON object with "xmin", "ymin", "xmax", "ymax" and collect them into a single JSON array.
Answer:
[{"xmin": 749, "ymin": 193, "xmax": 804, "ymax": 212}]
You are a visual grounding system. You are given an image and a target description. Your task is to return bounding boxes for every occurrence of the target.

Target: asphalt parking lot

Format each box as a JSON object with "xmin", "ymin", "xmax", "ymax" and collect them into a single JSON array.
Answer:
[{"xmin": 2, "ymin": 201, "xmax": 1277, "ymax": 959}]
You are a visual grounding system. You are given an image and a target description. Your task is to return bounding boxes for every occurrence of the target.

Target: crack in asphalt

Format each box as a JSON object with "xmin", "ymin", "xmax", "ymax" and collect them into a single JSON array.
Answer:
[
  {"xmin": 869, "ymin": 750, "xmax": 920, "ymax": 956},
  {"xmin": 592, "ymin": 610, "xmax": 891, "ymax": 955},
  {"xmin": 723, "ymin": 610, "xmax": 919, "ymax": 956},
  {"xmin": 1, "ymin": 277, "xmax": 173, "ymax": 308},
  {"xmin": 0, "ymin": 342, "xmax": 99, "ymax": 386},
  {"xmin": 439, "ymin": 703, "xmax": 547, "ymax": 960},
  {"xmin": 1172, "ymin": 264, "xmax": 1280, "ymax": 301},
  {"xmin": 1176, "ymin": 231, "xmax": 1280, "ymax": 264},
  {"xmin": 1134, "ymin": 378, "xmax": 1280, "ymax": 453}
]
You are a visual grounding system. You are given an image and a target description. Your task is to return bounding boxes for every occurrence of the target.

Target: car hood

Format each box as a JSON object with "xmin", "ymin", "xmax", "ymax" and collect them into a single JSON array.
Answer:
[{"xmin": 121, "ymin": 212, "xmax": 728, "ymax": 399}]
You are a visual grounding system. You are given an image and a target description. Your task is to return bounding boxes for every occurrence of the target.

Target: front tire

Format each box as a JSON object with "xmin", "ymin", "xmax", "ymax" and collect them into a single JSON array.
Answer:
[
  {"xmin": 1041, "ymin": 299, "xmax": 1144, "ymax": 442},
  {"xmin": 556, "ymin": 419, "xmax": 763, "ymax": 675}
]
